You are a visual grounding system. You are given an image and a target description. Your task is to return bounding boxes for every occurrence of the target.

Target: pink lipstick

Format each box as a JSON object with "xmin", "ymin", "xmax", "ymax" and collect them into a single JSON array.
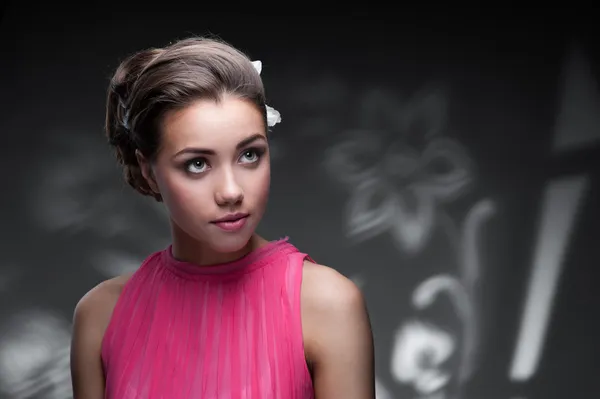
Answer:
[{"xmin": 211, "ymin": 213, "xmax": 249, "ymax": 232}]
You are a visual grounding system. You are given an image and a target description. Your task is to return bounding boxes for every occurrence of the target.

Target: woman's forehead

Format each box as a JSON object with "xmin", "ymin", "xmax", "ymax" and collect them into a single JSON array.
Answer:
[{"xmin": 160, "ymin": 98, "xmax": 265, "ymax": 154}]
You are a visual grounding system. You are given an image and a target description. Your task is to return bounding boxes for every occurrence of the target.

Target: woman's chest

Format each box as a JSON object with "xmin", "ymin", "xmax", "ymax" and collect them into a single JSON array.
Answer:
[{"xmin": 104, "ymin": 297, "xmax": 313, "ymax": 399}]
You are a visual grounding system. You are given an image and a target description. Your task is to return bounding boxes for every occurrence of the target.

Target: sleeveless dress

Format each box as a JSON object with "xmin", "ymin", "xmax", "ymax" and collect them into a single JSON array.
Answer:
[{"xmin": 101, "ymin": 238, "xmax": 315, "ymax": 399}]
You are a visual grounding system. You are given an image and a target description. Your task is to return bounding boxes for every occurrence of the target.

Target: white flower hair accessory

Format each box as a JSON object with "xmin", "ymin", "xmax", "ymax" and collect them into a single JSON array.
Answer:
[{"xmin": 252, "ymin": 60, "xmax": 282, "ymax": 127}]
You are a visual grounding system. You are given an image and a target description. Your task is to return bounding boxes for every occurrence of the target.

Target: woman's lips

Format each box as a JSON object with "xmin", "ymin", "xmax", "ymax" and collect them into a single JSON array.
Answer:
[{"xmin": 211, "ymin": 214, "xmax": 249, "ymax": 232}]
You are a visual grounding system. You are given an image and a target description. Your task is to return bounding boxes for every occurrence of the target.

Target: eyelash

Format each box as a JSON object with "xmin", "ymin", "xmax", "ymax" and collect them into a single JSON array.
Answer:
[{"xmin": 184, "ymin": 147, "xmax": 266, "ymax": 174}]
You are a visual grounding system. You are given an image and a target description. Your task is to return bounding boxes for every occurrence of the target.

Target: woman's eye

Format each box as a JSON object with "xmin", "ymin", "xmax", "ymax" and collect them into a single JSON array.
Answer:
[
  {"xmin": 186, "ymin": 159, "xmax": 207, "ymax": 174},
  {"xmin": 240, "ymin": 149, "xmax": 261, "ymax": 164}
]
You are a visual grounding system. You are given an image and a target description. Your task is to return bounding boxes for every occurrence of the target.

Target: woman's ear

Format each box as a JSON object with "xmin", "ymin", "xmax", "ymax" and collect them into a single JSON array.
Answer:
[{"xmin": 136, "ymin": 149, "xmax": 160, "ymax": 195}]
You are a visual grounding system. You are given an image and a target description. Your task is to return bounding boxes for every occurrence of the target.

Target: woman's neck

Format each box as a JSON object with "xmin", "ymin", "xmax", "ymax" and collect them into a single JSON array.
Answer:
[{"xmin": 169, "ymin": 225, "xmax": 267, "ymax": 267}]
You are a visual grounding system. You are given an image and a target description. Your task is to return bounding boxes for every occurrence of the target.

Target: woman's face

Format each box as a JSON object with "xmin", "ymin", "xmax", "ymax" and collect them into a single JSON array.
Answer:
[{"xmin": 144, "ymin": 95, "xmax": 270, "ymax": 254}]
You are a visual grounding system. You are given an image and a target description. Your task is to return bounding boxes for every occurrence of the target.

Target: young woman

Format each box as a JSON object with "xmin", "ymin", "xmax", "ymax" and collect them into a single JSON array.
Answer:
[{"xmin": 70, "ymin": 37, "xmax": 375, "ymax": 398}]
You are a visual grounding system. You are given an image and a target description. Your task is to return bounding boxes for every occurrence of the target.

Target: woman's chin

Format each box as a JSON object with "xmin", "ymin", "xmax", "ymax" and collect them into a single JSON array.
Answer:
[{"xmin": 207, "ymin": 233, "xmax": 254, "ymax": 255}]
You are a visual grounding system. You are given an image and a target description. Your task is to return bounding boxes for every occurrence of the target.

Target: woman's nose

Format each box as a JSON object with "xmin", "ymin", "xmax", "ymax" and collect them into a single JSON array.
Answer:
[{"xmin": 214, "ymin": 169, "xmax": 244, "ymax": 206}]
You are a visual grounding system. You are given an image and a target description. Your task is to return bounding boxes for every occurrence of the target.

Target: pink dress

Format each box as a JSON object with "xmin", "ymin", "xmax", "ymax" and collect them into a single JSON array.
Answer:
[{"xmin": 101, "ymin": 238, "xmax": 315, "ymax": 398}]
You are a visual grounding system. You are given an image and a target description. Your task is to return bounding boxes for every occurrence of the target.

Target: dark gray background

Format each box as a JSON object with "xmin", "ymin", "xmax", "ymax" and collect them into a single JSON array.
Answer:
[{"xmin": 0, "ymin": 5, "xmax": 598, "ymax": 399}]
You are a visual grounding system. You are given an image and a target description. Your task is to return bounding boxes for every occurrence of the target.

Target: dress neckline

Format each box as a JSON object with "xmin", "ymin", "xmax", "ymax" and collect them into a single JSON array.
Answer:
[{"xmin": 161, "ymin": 237, "xmax": 296, "ymax": 280}]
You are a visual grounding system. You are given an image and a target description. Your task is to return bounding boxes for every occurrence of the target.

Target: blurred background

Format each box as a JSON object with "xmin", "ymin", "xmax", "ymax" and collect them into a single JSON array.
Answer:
[{"xmin": 0, "ymin": 5, "xmax": 598, "ymax": 399}]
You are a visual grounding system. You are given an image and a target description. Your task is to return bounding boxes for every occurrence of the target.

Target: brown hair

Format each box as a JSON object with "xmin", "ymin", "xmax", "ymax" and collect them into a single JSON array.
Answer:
[{"xmin": 105, "ymin": 37, "xmax": 267, "ymax": 201}]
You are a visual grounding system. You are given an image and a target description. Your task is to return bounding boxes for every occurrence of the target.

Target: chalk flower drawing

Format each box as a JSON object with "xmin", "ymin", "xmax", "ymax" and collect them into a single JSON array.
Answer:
[
  {"xmin": 325, "ymin": 87, "xmax": 496, "ymax": 398},
  {"xmin": 0, "ymin": 309, "xmax": 72, "ymax": 398},
  {"xmin": 391, "ymin": 319, "xmax": 455, "ymax": 395},
  {"xmin": 325, "ymin": 88, "xmax": 472, "ymax": 254}
]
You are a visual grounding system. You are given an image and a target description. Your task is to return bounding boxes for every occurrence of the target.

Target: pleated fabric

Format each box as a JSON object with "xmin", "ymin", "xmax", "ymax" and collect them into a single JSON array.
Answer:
[{"xmin": 101, "ymin": 238, "xmax": 314, "ymax": 399}]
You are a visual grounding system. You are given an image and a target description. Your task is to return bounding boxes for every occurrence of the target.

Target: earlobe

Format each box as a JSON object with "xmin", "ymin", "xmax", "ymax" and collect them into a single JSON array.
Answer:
[{"xmin": 135, "ymin": 149, "xmax": 160, "ymax": 195}]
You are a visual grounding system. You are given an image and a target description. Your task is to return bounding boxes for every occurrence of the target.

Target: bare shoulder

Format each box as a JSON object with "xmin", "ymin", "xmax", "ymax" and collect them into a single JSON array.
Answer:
[
  {"xmin": 70, "ymin": 273, "xmax": 134, "ymax": 398},
  {"xmin": 300, "ymin": 261, "xmax": 371, "ymax": 352},
  {"xmin": 301, "ymin": 260, "xmax": 366, "ymax": 314},
  {"xmin": 300, "ymin": 260, "xmax": 375, "ymax": 397},
  {"xmin": 72, "ymin": 273, "xmax": 133, "ymax": 342}
]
